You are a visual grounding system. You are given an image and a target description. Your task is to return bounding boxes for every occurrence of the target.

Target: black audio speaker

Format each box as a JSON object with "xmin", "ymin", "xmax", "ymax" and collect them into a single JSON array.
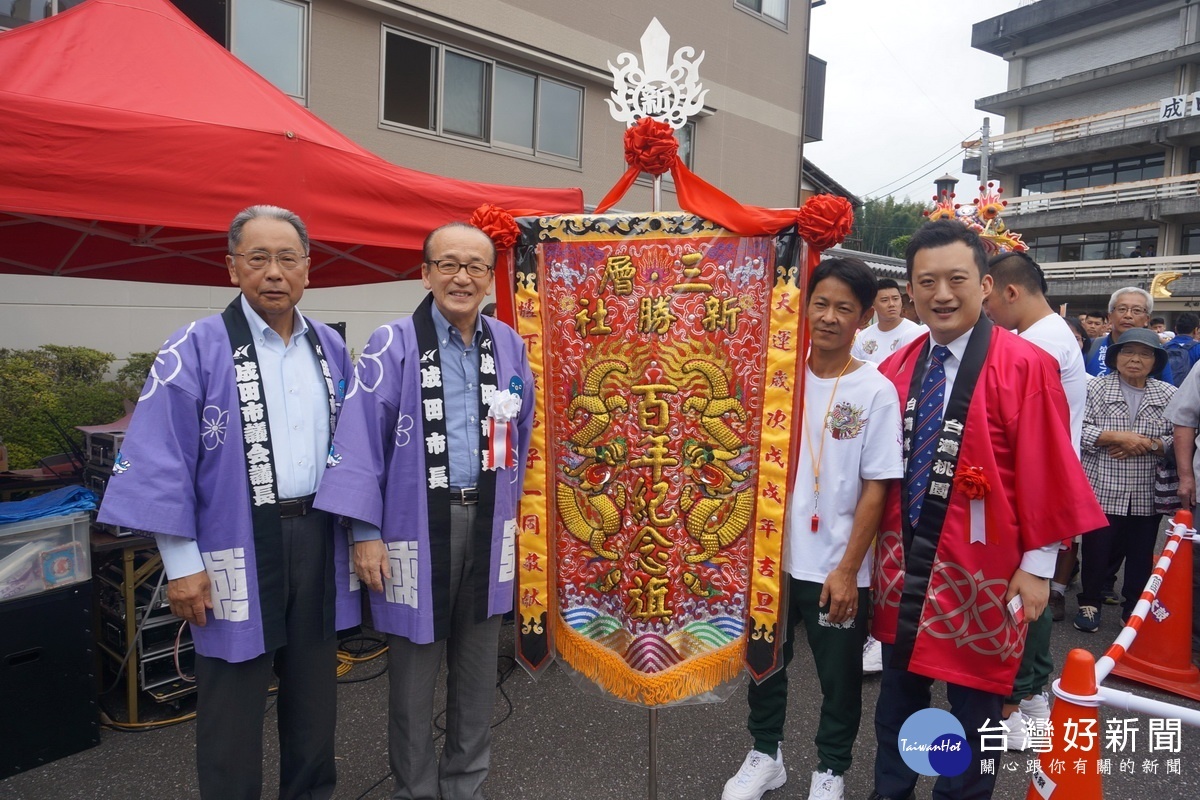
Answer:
[{"xmin": 0, "ymin": 582, "xmax": 101, "ymax": 779}]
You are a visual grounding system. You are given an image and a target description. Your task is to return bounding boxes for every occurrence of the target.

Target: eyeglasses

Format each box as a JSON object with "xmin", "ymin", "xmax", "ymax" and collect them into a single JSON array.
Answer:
[
  {"xmin": 232, "ymin": 251, "xmax": 307, "ymax": 270},
  {"xmin": 428, "ymin": 259, "xmax": 493, "ymax": 277},
  {"xmin": 1113, "ymin": 305, "xmax": 1149, "ymax": 317}
]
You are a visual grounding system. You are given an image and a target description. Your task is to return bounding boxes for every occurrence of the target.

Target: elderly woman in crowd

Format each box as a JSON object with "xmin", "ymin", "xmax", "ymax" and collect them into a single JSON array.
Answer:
[{"xmin": 1076, "ymin": 328, "xmax": 1176, "ymax": 632}]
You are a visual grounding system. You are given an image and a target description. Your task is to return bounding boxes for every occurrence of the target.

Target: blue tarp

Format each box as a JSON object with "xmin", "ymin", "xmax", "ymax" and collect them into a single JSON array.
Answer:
[{"xmin": 0, "ymin": 485, "xmax": 98, "ymax": 525}]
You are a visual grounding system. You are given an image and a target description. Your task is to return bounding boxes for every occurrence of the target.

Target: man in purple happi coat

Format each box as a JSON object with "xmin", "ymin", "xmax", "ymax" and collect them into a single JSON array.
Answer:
[
  {"xmin": 98, "ymin": 205, "xmax": 357, "ymax": 800},
  {"xmin": 315, "ymin": 223, "xmax": 533, "ymax": 800}
]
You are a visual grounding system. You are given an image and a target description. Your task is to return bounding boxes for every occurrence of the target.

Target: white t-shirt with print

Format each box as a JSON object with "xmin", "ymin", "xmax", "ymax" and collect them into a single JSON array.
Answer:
[
  {"xmin": 1020, "ymin": 314, "xmax": 1086, "ymax": 456},
  {"xmin": 785, "ymin": 362, "xmax": 904, "ymax": 586},
  {"xmin": 851, "ymin": 318, "xmax": 924, "ymax": 364}
]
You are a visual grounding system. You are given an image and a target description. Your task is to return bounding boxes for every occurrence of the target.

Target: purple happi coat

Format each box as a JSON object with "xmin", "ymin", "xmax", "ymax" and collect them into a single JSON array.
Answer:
[
  {"xmin": 97, "ymin": 308, "xmax": 359, "ymax": 663},
  {"xmin": 314, "ymin": 304, "xmax": 533, "ymax": 645}
]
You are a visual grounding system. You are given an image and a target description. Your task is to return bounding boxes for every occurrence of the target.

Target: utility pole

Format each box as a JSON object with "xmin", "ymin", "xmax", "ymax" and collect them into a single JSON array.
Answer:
[{"xmin": 980, "ymin": 116, "xmax": 991, "ymax": 186}]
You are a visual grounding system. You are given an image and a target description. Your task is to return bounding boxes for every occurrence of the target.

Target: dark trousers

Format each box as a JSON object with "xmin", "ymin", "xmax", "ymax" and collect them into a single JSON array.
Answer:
[
  {"xmin": 195, "ymin": 511, "xmax": 338, "ymax": 800},
  {"xmin": 1006, "ymin": 610, "xmax": 1053, "ymax": 704},
  {"xmin": 746, "ymin": 577, "xmax": 869, "ymax": 775},
  {"xmin": 1080, "ymin": 513, "xmax": 1161, "ymax": 617},
  {"xmin": 388, "ymin": 504, "xmax": 502, "ymax": 800},
  {"xmin": 873, "ymin": 644, "xmax": 1003, "ymax": 800}
]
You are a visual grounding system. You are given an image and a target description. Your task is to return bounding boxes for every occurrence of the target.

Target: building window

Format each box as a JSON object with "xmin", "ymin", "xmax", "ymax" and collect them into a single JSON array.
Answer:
[
  {"xmin": 231, "ymin": 0, "xmax": 308, "ymax": 100},
  {"xmin": 1183, "ymin": 224, "xmax": 1200, "ymax": 257},
  {"xmin": 0, "ymin": 0, "xmax": 83, "ymax": 29},
  {"xmin": 444, "ymin": 50, "xmax": 488, "ymax": 140},
  {"xmin": 676, "ymin": 121, "xmax": 695, "ymax": 171},
  {"xmin": 172, "ymin": 0, "xmax": 309, "ymax": 102},
  {"xmin": 493, "ymin": 66, "xmax": 536, "ymax": 150},
  {"xmin": 382, "ymin": 34, "xmax": 435, "ymax": 130},
  {"xmin": 735, "ymin": 0, "xmax": 788, "ymax": 26},
  {"xmin": 1020, "ymin": 154, "xmax": 1165, "ymax": 195},
  {"xmin": 382, "ymin": 30, "xmax": 582, "ymax": 164},
  {"xmin": 1029, "ymin": 227, "xmax": 1158, "ymax": 262}
]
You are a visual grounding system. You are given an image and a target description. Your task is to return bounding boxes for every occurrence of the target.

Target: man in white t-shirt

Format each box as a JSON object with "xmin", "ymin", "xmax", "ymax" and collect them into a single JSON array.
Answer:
[
  {"xmin": 851, "ymin": 278, "xmax": 924, "ymax": 363},
  {"xmin": 722, "ymin": 257, "xmax": 902, "ymax": 800},
  {"xmin": 982, "ymin": 250, "xmax": 1088, "ymax": 752}
]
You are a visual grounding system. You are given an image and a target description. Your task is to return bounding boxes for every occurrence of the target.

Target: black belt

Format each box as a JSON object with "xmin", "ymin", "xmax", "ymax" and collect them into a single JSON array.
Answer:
[
  {"xmin": 279, "ymin": 493, "xmax": 318, "ymax": 519},
  {"xmin": 449, "ymin": 487, "xmax": 478, "ymax": 506}
]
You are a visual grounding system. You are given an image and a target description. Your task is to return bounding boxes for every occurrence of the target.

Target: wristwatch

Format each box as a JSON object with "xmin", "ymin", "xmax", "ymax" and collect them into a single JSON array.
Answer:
[{"xmin": 1151, "ymin": 439, "xmax": 1161, "ymax": 452}]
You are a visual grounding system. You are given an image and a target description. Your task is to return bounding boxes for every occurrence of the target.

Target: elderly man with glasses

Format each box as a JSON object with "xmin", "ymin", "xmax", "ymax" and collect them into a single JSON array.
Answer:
[
  {"xmin": 1085, "ymin": 287, "xmax": 1173, "ymax": 383},
  {"xmin": 316, "ymin": 222, "xmax": 534, "ymax": 800},
  {"xmin": 98, "ymin": 205, "xmax": 357, "ymax": 799}
]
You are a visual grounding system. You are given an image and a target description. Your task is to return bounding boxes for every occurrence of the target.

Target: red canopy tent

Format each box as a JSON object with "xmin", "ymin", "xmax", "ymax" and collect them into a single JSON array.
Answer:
[{"xmin": 0, "ymin": 0, "xmax": 582, "ymax": 287}]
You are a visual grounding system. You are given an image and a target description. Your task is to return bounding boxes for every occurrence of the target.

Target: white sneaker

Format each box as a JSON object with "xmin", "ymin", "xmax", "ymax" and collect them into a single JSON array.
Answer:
[
  {"xmin": 807, "ymin": 768, "xmax": 844, "ymax": 800},
  {"xmin": 1002, "ymin": 709, "xmax": 1031, "ymax": 751},
  {"xmin": 862, "ymin": 636, "xmax": 883, "ymax": 673},
  {"xmin": 722, "ymin": 748, "xmax": 787, "ymax": 800},
  {"xmin": 1019, "ymin": 691, "xmax": 1051, "ymax": 723}
]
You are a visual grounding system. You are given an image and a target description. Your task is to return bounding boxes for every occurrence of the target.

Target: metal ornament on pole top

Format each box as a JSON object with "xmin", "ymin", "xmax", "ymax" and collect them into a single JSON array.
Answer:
[{"xmin": 606, "ymin": 18, "xmax": 707, "ymax": 800}]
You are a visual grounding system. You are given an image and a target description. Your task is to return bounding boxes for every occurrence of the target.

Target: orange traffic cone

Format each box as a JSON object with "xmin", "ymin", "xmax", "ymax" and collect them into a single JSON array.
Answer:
[
  {"xmin": 1026, "ymin": 648, "xmax": 1103, "ymax": 800},
  {"xmin": 1110, "ymin": 511, "xmax": 1200, "ymax": 701}
]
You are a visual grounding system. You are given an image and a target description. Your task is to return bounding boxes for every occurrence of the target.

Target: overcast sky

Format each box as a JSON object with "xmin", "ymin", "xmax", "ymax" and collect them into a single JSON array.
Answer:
[{"xmin": 806, "ymin": 0, "xmax": 1028, "ymax": 203}]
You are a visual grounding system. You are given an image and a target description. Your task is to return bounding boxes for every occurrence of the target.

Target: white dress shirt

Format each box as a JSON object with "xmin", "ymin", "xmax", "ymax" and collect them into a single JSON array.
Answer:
[
  {"xmin": 157, "ymin": 297, "xmax": 329, "ymax": 578},
  {"xmin": 923, "ymin": 329, "xmax": 1057, "ymax": 578}
]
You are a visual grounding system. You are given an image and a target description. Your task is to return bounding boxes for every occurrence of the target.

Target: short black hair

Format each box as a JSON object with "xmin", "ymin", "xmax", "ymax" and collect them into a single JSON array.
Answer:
[
  {"xmin": 1063, "ymin": 315, "xmax": 1089, "ymax": 353},
  {"xmin": 808, "ymin": 256, "xmax": 878, "ymax": 315},
  {"xmin": 876, "ymin": 278, "xmax": 902, "ymax": 294},
  {"xmin": 905, "ymin": 219, "xmax": 988, "ymax": 281},
  {"xmin": 1085, "ymin": 311, "xmax": 1107, "ymax": 320},
  {"xmin": 1150, "ymin": 317, "xmax": 1166, "ymax": 327},
  {"xmin": 1175, "ymin": 312, "xmax": 1199, "ymax": 335},
  {"xmin": 987, "ymin": 251, "xmax": 1047, "ymax": 295}
]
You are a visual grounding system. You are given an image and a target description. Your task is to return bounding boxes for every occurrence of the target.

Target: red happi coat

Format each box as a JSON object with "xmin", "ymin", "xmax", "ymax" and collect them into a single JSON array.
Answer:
[{"xmin": 872, "ymin": 325, "xmax": 1106, "ymax": 695}]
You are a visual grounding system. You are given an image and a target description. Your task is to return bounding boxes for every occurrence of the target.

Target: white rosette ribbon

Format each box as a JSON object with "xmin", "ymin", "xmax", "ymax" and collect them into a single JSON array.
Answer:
[{"xmin": 483, "ymin": 389, "xmax": 522, "ymax": 470}]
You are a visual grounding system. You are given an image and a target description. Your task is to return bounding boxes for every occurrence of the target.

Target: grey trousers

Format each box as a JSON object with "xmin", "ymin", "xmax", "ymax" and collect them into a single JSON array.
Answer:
[
  {"xmin": 194, "ymin": 510, "xmax": 338, "ymax": 800},
  {"xmin": 388, "ymin": 504, "xmax": 502, "ymax": 800}
]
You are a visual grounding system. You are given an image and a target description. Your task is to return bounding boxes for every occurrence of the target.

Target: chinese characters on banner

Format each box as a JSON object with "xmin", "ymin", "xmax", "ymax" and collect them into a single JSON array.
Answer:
[{"xmin": 514, "ymin": 213, "xmax": 803, "ymax": 706}]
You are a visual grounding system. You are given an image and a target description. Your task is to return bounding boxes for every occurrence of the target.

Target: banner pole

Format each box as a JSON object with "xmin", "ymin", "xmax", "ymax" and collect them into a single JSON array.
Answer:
[
  {"xmin": 646, "ymin": 171, "xmax": 663, "ymax": 800},
  {"xmin": 648, "ymin": 707, "xmax": 658, "ymax": 800}
]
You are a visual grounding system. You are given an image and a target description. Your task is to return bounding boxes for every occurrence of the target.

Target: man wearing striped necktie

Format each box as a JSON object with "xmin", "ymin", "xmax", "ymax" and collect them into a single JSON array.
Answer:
[{"xmin": 866, "ymin": 220, "xmax": 1106, "ymax": 800}]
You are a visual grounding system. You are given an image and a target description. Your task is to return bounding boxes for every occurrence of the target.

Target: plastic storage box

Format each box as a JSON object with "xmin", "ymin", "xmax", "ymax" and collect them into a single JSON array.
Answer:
[{"xmin": 0, "ymin": 512, "xmax": 91, "ymax": 602}]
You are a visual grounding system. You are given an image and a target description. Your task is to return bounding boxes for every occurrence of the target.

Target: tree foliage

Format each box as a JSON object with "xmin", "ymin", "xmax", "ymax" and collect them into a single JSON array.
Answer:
[
  {"xmin": 846, "ymin": 196, "xmax": 929, "ymax": 257},
  {"xmin": 0, "ymin": 346, "xmax": 126, "ymax": 469},
  {"xmin": 116, "ymin": 351, "xmax": 157, "ymax": 402},
  {"xmin": 888, "ymin": 235, "xmax": 913, "ymax": 259}
]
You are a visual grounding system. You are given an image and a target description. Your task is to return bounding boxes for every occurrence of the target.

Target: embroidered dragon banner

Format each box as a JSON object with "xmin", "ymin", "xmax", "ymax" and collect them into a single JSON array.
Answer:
[{"xmin": 514, "ymin": 212, "xmax": 803, "ymax": 706}]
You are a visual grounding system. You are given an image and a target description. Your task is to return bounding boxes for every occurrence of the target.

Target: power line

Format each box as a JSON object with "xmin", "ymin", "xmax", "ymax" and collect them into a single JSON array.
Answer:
[
  {"xmin": 862, "ymin": 134, "xmax": 977, "ymax": 198},
  {"xmin": 873, "ymin": 148, "xmax": 970, "ymax": 200}
]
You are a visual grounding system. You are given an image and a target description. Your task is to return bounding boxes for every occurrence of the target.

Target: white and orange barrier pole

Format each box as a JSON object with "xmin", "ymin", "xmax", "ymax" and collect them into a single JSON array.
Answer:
[
  {"xmin": 1104, "ymin": 510, "xmax": 1200, "ymax": 699},
  {"xmin": 1027, "ymin": 512, "xmax": 1200, "ymax": 800}
]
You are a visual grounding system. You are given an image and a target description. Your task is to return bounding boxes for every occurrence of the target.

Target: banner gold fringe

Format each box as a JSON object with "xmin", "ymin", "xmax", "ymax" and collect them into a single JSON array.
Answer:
[{"xmin": 556, "ymin": 617, "xmax": 745, "ymax": 706}]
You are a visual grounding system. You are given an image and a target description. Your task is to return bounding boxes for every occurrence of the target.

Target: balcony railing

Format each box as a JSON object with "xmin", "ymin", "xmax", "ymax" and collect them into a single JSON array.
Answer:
[
  {"xmin": 1002, "ymin": 174, "xmax": 1200, "ymax": 215},
  {"xmin": 1040, "ymin": 254, "xmax": 1200, "ymax": 282},
  {"xmin": 963, "ymin": 103, "xmax": 1160, "ymax": 157}
]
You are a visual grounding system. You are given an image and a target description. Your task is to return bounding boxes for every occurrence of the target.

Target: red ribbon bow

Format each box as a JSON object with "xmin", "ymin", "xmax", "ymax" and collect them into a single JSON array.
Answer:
[
  {"xmin": 623, "ymin": 117, "xmax": 678, "ymax": 176},
  {"xmin": 470, "ymin": 203, "xmax": 520, "ymax": 252}
]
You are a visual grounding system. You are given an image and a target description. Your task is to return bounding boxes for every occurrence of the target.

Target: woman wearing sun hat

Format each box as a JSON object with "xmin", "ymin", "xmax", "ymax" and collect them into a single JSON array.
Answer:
[{"xmin": 1076, "ymin": 327, "xmax": 1177, "ymax": 632}]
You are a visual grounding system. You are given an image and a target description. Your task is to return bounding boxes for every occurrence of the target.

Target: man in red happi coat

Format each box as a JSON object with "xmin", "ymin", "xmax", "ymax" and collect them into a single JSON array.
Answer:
[{"xmin": 868, "ymin": 220, "xmax": 1106, "ymax": 800}]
